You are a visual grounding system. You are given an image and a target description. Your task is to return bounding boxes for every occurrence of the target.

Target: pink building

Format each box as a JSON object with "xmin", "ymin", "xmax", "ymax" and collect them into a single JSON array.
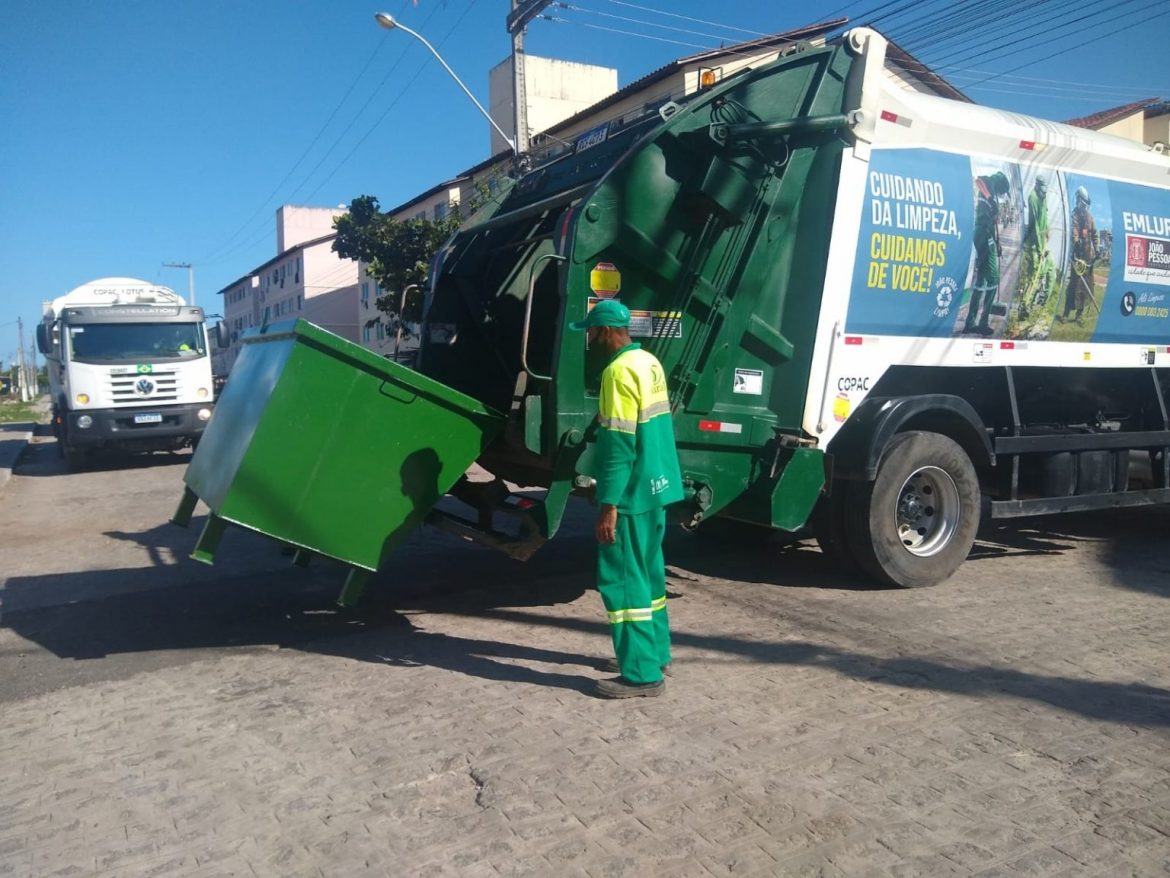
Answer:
[{"xmin": 216, "ymin": 206, "xmax": 359, "ymax": 374}]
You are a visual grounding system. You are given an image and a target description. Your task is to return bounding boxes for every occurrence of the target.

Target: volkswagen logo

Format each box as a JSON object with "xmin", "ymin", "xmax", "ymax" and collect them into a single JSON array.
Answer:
[{"xmin": 134, "ymin": 377, "xmax": 156, "ymax": 397}]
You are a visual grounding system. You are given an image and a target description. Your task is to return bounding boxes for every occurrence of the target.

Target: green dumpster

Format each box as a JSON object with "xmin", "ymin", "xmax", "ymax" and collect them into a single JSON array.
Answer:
[{"xmin": 174, "ymin": 319, "xmax": 505, "ymax": 596}]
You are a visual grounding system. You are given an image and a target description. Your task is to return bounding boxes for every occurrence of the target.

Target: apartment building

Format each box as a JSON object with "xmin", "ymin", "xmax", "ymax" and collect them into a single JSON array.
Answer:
[{"xmin": 217, "ymin": 206, "xmax": 359, "ymax": 374}]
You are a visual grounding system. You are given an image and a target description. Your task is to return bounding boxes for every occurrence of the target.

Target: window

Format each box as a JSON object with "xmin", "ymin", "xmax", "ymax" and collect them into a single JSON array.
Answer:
[
  {"xmin": 295, "ymin": 257, "xmax": 301, "ymax": 284},
  {"xmin": 297, "ymin": 295, "xmax": 302, "ymax": 310},
  {"xmin": 376, "ymin": 321, "xmax": 384, "ymax": 341},
  {"xmin": 434, "ymin": 202, "xmax": 447, "ymax": 221},
  {"xmin": 361, "ymin": 282, "xmax": 369, "ymax": 306},
  {"xmin": 363, "ymin": 324, "xmax": 371, "ymax": 343},
  {"xmin": 68, "ymin": 322, "xmax": 206, "ymax": 361}
]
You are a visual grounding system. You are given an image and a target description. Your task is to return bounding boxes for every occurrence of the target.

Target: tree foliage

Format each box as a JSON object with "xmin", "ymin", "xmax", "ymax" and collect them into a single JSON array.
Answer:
[{"xmin": 332, "ymin": 195, "xmax": 460, "ymax": 323}]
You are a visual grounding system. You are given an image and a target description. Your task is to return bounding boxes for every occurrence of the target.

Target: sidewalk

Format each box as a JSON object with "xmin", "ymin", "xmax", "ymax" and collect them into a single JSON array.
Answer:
[{"xmin": 0, "ymin": 398, "xmax": 49, "ymax": 490}]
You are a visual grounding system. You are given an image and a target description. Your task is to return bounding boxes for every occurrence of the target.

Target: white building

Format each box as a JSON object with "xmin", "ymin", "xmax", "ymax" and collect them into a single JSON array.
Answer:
[
  {"xmin": 218, "ymin": 205, "xmax": 359, "ymax": 373},
  {"xmin": 488, "ymin": 55, "xmax": 618, "ymax": 156}
]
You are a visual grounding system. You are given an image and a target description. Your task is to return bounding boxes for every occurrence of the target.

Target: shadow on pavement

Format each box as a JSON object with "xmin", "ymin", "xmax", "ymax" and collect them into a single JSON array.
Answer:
[
  {"xmin": 976, "ymin": 509, "xmax": 1170, "ymax": 599},
  {"xmin": 5, "ymin": 535, "xmax": 1168, "ymax": 725},
  {"xmin": 13, "ymin": 426, "xmax": 197, "ymax": 477},
  {"xmin": 4, "ymin": 495, "xmax": 1168, "ymax": 709},
  {"xmin": 438, "ymin": 604, "xmax": 1170, "ymax": 729}
]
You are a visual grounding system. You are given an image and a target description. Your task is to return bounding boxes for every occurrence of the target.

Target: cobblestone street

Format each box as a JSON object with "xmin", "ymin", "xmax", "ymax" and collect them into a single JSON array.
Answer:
[{"xmin": 1, "ymin": 441, "xmax": 1169, "ymax": 876}]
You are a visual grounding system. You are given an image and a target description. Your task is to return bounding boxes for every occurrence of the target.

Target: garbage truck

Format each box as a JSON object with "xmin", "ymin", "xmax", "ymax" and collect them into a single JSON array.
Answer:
[
  {"xmin": 175, "ymin": 28, "xmax": 1170, "ymax": 599},
  {"xmin": 38, "ymin": 277, "xmax": 214, "ymax": 467}
]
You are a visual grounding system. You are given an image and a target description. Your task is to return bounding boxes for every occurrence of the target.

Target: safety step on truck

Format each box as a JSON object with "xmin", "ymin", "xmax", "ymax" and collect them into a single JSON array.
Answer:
[
  {"xmin": 39, "ymin": 277, "xmax": 214, "ymax": 468},
  {"xmin": 174, "ymin": 28, "xmax": 1170, "ymax": 600}
]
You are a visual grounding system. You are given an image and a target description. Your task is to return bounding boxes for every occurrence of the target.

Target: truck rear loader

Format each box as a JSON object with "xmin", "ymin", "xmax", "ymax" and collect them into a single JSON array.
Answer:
[
  {"xmin": 175, "ymin": 29, "xmax": 1170, "ymax": 599},
  {"xmin": 39, "ymin": 277, "xmax": 214, "ymax": 468}
]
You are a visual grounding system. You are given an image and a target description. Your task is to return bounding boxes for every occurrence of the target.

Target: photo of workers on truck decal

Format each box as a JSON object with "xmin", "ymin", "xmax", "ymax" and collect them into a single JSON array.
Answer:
[{"xmin": 846, "ymin": 148, "xmax": 1170, "ymax": 346}]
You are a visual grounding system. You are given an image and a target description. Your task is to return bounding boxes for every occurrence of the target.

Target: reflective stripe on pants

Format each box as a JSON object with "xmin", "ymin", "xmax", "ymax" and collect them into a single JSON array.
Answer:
[{"xmin": 597, "ymin": 506, "xmax": 670, "ymax": 684}]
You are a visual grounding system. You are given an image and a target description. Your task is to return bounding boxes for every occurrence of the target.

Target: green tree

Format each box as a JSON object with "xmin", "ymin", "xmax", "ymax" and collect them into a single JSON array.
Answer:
[{"xmin": 332, "ymin": 195, "xmax": 460, "ymax": 325}]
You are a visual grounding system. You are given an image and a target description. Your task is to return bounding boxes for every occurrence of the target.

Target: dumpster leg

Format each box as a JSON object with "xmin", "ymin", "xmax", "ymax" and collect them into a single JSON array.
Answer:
[
  {"xmin": 191, "ymin": 514, "xmax": 228, "ymax": 565},
  {"xmin": 337, "ymin": 569, "xmax": 369, "ymax": 609},
  {"xmin": 171, "ymin": 487, "xmax": 199, "ymax": 528},
  {"xmin": 292, "ymin": 549, "xmax": 313, "ymax": 568}
]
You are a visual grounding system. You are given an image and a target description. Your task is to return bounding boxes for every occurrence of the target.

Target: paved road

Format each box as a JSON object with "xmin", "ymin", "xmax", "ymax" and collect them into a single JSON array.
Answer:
[{"xmin": 1, "ymin": 429, "xmax": 1168, "ymax": 876}]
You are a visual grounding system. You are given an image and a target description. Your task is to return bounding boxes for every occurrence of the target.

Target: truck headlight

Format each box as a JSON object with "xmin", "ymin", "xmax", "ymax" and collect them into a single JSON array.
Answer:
[
  {"xmin": 197, "ymin": 408, "xmax": 212, "ymax": 421},
  {"xmin": 77, "ymin": 415, "xmax": 93, "ymax": 429},
  {"xmin": 76, "ymin": 393, "xmax": 90, "ymax": 405},
  {"xmin": 196, "ymin": 387, "xmax": 209, "ymax": 399}
]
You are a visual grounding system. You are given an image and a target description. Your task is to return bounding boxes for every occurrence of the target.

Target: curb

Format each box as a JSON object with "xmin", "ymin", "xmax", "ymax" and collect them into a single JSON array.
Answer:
[{"xmin": 0, "ymin": 421, "xmax": 37, "ymax": 490}]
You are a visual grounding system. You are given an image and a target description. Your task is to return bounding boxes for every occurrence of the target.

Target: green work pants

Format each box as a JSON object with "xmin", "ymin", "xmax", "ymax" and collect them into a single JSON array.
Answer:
[{"xmin": 597, "ymin": 507, "xmax": 670, "ymax": 684}]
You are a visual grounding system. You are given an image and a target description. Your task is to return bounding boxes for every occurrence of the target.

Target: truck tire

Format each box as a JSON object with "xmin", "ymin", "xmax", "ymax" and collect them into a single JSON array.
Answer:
[{"xmin": 845, "ymin": 431, "xmax": 979, "ymax": 588}]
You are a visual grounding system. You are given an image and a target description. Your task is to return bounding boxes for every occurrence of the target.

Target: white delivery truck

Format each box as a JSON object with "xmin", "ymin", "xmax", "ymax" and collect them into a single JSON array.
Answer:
[{"xmin": 37, "ymin": 277, "xmax": 214, "ymax": 467}]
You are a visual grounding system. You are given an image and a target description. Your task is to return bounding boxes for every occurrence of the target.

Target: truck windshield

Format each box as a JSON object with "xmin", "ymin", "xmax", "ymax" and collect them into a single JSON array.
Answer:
[{"xmin": 67, "ymin": 323, "xmax": 206, "ymax": 362}]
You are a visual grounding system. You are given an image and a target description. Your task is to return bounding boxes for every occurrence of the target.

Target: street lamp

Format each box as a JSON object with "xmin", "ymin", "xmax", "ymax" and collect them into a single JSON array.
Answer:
[
  {"xmin": 162, "ymin": 261, "xmax": 195, "ymax": 306},
  {"xmin": 374, "ymin": 12, "xmax": 516, "ymax": 153}
]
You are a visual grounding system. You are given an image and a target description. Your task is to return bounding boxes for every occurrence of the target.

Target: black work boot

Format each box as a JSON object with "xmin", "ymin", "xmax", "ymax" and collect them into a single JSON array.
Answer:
[{"xmin": 593, "ymin": 676, "xmax": 665, "ymax": 699}]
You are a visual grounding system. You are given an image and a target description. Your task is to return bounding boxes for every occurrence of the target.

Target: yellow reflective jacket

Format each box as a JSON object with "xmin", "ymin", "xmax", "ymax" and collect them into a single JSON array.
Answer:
[{"xmin": 596, "ymin": 344, "xmax": 684, "ymax": 513}]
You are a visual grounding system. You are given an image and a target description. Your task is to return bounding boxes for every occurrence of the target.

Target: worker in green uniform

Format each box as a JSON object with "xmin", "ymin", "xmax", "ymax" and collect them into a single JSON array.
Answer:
[
  {"xmin": 964, "ymin": 171, "xmax": 1010, "ymax": 335},
  {"xmin": 1062, "ymin": 185, "xmax": 1097, "ymax": 324},
  {"xmin": 1018, "ymin": 176, "xmax": 1051, "ymax": 318},
  {"xmin": 570, "ymin": 299, "xmax": 684, "ymax": 698}
]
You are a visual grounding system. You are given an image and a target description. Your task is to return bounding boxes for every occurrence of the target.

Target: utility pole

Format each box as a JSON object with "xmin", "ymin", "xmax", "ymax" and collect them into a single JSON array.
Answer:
[
  {"xmin": 506, "ymin": 0, "xmax": 555, "ymax": 158},
  {"xmin": 16, "ymin": 316, "xmax": 29, "ymax": 402},
  {"xmin": 163, "ymin": 261, "xmax": 195, "ymax": 306},
  {"xmin": 26, "ymin": 321, "xmax": 37, "ymax": 397}
]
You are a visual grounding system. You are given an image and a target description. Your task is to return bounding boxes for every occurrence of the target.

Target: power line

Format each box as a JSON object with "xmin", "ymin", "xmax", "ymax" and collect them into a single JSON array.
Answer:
[
  {"xmin": 962, "ymin": 5, "xmax": 1164, "ymax": 91},
  {"xmin": 560, "ymin": 2, "xmax": 760, "ymax": 45},
  {"xmin": 604, "ymin": 0, "xmax": 770, "ymax": 37},
  {"xmin": 921, "ymin": 0, "xmax": 1137, "ymax": 70},
  {"xmin": 300, "ymin": 0, "xmax": 482, "ymax": 203},
  {"xmin": 197, "ymin": 0, "xmax": 427, "ymax": 266},
  {"xmin": 196, "ymin": 30, "xmax": 395, "ymax": 265},
  {"xmin": 284, "ymin": 1, "xmax": 453, "ymax": 204}
]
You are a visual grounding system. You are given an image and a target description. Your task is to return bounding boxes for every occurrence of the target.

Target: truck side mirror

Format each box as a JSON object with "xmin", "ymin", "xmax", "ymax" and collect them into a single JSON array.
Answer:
[
  {"xmin": 35, "ymin": 324, "xmax": 51, "ymax": 354},
  {"xmin": 215, "ymin": 322, "xmax": 229, "ymax": 348}
]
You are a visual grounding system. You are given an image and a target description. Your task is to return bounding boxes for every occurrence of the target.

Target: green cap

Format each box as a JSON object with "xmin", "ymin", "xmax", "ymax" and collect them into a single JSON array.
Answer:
[{"xmin": 569, "ymin": 298, "xmax": 630, "ymax": 331}]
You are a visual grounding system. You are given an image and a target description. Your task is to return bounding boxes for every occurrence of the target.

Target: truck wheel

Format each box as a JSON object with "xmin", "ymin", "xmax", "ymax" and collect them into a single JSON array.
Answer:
[{"xmin": 846, "ymin": 431, "xmax": 979, "ymax": 588}]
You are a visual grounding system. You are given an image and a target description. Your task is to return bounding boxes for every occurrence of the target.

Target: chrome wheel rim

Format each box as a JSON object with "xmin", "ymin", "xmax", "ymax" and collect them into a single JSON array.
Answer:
[{"xmin": 894, "ymin": 466, "xmax": 960, "ymax": 557}]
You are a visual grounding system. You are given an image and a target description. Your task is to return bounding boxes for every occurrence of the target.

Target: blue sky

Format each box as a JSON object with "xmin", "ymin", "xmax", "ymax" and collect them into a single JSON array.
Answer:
[{"xmin": 2, "ymin": 0, "xmax": 1167, "ymax": 366}]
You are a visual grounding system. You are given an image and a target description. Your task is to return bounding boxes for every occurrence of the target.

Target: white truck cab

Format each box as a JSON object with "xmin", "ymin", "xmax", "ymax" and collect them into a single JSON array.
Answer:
[{"xmin": 37, "ymin": 277, "xmax": 214, "ymax": 467}]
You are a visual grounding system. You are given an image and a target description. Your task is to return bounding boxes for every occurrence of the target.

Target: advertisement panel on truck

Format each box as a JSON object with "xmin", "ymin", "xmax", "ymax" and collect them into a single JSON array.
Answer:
[{"xmin": 845, "ymin": 148, "xmax": 1170, "ymax": 346}]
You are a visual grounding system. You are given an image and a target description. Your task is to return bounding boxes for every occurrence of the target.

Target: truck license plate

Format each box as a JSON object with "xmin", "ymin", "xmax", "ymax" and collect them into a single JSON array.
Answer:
[{"xmin": 134, "ymin": 413, "xmax": 163, "ymax": 424}]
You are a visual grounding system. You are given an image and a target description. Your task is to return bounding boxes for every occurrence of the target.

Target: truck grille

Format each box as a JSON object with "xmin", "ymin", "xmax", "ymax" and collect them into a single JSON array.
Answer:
[{"xmin": 108, "ymin": 369, "xmax": 180, "ymax": 406}]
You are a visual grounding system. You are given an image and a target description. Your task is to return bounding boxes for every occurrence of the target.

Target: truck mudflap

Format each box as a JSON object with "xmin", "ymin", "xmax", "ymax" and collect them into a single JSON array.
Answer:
[{"xmin": 172, "ymin": 319, "xmax": 509, "ymax": 604}]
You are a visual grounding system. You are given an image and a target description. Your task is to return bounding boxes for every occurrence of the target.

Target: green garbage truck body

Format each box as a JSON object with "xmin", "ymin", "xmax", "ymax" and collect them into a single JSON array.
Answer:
[
  {"xmin": 420, "ymin": 27, "xmax": 1170, "ymax": 588},
  {"xmin": 181, "ymin": 28, "xmax": 1170, "ymax": 590}
]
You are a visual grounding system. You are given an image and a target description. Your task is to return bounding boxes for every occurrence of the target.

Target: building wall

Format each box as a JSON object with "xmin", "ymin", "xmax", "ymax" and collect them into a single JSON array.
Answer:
[
  {"xmin": 301, "ymin": 241, "xmax": 358, "ymax": 341},
  {"xmin": 217, "ymin": 232, "xmax": 358, "ymax": 373},
  {"xmin": 394, "ymin": 185, "xmax": 465, "ymax": 223},
  {"xmin": 356, "ymin": 262, "xmax": 420, "ymax": 362},
  {"xmin": 1096, "ymin": 113, "xmax": 1147, "ymax": 143},
  {"xmin": 489, "ymin": 55, "xmax": 618, "ymax": 155},
  {"xmin": 276, "ymin": 205, "xmax": 346, "ymax": 253},
  {"xmin": 1145, "ymin": 111, "xmax": 1169, "ymax": 149}
]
